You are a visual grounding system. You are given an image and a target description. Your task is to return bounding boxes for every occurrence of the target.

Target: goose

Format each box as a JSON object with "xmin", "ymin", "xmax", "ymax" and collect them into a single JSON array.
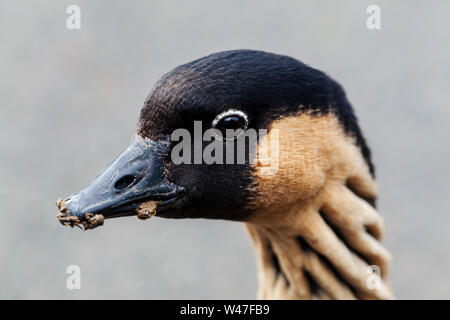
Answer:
[{"xmin": 56, "ymin": 50, "xmax": 393, "ymax": 300}]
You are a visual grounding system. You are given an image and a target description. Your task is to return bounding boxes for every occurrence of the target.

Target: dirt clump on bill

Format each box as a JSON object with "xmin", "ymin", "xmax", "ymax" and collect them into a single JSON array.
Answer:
[{"xmin": 56, "ymin": 198, "xmax": 159, "ymax": 230}]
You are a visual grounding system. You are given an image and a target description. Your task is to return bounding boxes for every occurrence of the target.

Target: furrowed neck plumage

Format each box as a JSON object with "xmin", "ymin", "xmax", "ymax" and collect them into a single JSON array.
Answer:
[{"xmin": 245, "ymin": 112, "xmax": 393, "ymax": 300}]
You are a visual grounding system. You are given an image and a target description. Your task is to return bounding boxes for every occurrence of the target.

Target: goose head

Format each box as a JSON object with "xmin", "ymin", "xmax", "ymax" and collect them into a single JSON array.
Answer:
[{"xmin": 57, "ymin": 49, "xmax": 373, "ymax": 225}]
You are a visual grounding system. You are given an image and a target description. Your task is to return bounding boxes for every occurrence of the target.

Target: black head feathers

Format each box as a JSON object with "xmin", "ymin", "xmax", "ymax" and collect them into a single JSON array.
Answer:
[{"xmin": 138, "ymin": 50, "xmax": 373, "ymax": 175}]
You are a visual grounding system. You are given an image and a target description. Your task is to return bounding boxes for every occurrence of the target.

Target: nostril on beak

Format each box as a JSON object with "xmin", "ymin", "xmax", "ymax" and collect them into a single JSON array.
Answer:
[{"xmin": 114, "ymin": 175, "xmax": 136, "ymax": 191}]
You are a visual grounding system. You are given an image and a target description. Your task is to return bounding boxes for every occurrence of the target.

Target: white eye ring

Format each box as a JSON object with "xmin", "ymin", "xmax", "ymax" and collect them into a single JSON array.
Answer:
[
  {"xmin": 211, "ymin": 109, "xmax": 249, "ymax": 141},
  {"xmin": 212, "ymin": 109, "xmax": 249, "ymax": 129}
]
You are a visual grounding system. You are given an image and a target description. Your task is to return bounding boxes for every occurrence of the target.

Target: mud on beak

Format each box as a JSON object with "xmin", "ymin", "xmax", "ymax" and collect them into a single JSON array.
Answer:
[{"xmin": 56, "ymin": 135, "xmax": 185, "ymax": 229}]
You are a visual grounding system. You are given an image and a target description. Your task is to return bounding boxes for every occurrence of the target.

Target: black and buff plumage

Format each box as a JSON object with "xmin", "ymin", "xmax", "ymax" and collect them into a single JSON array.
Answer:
[{"xmin": 57, "ymin": 50, "xmax": 392, "ymax": 299}]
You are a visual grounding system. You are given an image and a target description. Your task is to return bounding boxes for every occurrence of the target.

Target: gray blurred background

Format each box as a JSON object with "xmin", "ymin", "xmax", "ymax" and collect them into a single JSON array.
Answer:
[{"xmin": 0, "ymin": 0, "xmax": 449, "ymax": 299}]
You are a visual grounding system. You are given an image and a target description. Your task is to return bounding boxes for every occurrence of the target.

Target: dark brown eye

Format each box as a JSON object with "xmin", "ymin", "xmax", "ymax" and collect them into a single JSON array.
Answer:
[{"xmin": 212, "ymin": 109, "xmax": 248, "ymax": 137}]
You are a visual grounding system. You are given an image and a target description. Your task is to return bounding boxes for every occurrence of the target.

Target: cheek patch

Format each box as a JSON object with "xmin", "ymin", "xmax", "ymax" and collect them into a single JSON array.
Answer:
[{"xmin": 248, "ymin": 112, "xmax": 374, "ymax": 210}]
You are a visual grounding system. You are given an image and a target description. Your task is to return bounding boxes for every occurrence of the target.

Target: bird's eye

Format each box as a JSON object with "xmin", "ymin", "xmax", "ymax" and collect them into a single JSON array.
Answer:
[{"xmin": 212, "ymin": 109, "xmax": 248, "ymax": 138}]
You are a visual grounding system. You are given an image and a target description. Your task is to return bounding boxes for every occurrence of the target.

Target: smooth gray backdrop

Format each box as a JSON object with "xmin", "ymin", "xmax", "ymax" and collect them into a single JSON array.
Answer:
[{"xmin": 1, "ymin": 0, "xmax": 449, "ymax": 299}]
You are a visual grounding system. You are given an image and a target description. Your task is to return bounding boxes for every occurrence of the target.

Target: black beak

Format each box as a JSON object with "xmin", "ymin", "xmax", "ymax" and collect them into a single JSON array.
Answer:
[{"xmin": 57, "ymin": 135, "xmax": 185, "ymax": 226}]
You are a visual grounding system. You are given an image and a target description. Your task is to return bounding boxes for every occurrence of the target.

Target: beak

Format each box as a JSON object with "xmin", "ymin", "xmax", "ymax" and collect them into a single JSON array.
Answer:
[{"xmin": 56, "ymin": 135, "xmax": 185, "ymax": 228}]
